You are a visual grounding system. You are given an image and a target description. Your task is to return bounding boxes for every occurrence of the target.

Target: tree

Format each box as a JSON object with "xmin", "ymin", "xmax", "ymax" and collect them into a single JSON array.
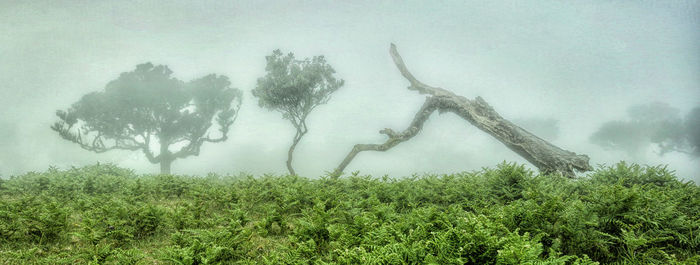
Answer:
[
  {"xmin": 684, "ymin": 106, "xmax": 700, "ymax": 157},
  {"xmin": 252, "ymin": 50, "xmax": 344, "ymax": 175},
  {"xmin": 590, "ymin": 120, "xmax": 650, "ymax": 155},
  {"xmin": 52, "ymin": 63, "xmax": 242, "ymax": 174},
  {"xmin": 590, "ymin": 102, "xmax": 694, "ymax": 157},
  {"xmin": 334, "ymin": 44, "xmax": 591, "ymax": 177}
]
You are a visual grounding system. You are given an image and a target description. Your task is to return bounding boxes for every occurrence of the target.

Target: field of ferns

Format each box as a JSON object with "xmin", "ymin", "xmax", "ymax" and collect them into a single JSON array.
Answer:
[{"xmin": 0, "ymin": 162, "xmax": 698, "ymax": 264}]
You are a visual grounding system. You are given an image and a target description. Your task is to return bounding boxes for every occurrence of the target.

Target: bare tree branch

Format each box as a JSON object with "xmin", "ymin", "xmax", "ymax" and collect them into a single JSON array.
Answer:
[
  {"xmin": 335, "ymin": 96, "xmax": 439, "ymax": 175},
  {"xmin": 334, "ymin": 44, "xmax": 592, "ymax": 177}
]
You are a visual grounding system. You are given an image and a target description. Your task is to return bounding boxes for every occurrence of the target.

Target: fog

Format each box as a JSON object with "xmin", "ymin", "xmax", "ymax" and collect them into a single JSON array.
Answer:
[{"xmin": 1, "ymin": 0, "xmax": 698, "ymax": 182}]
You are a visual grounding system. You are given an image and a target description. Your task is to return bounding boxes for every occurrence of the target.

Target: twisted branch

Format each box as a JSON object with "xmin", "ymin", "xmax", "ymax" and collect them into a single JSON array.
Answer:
[{"xmin": 334, "ymin": 44, "xmax": 592, "ymax": 177}]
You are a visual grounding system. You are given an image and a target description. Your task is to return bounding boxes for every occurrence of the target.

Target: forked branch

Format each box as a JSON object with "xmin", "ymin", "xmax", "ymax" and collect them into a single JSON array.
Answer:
[{"xmin": 334, "ymin": 44, "xmax": 592, "ymax": 177}]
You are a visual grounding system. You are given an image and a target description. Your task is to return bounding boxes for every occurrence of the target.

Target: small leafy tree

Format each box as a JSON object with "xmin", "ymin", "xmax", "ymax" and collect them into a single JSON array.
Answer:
[
  {"xmin": 252, "ymin": 50, "xmax": 344, "ymax": 175},
  {"xmin": 52, "ymin": 63, "xmax": 242, "ymax": 174}
]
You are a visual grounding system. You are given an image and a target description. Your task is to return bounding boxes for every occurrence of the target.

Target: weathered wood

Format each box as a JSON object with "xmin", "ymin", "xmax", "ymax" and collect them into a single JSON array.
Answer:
[{"xmin": 334, "ymin": 44, "xmax": 592, "ymax": 177}]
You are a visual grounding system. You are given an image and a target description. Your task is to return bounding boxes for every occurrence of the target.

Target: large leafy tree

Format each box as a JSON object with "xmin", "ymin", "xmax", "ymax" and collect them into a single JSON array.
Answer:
[
  {"xmin": 252, "ymin": 50, "xmax": 344, "ymax": 175},
  {"xmin": 52, "ymin": 63, "xmax": 242, "ymax": 174}
]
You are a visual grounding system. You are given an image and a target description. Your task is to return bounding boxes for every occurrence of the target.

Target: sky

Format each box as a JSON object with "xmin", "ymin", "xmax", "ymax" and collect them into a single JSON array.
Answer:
[{"xmin": 1, "ymin": 0, "xmax": 698, "ymax": 182}]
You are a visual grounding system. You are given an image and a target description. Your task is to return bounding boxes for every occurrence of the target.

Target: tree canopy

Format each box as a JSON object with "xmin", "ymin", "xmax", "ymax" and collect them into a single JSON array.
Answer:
[
  {"xmin": 51, "ymin": 63, "xmax": 242, "ymax": 174},
  {"xmin": 590, "ymin": 102, "xmax": 698, "ymax": 157},
  {"xmin": 685, "ymin": 107, "xmax": 700, "ymax": 156},
  {"xmin": 252, "ymin": 50, "xmax": 344, "ymax": 175}
]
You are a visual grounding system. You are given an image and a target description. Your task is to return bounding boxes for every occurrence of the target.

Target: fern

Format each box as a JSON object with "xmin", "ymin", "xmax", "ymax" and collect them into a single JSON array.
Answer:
[{"xmin": 0, "ymin": 163, "xmax": 697, "ymax": 264}]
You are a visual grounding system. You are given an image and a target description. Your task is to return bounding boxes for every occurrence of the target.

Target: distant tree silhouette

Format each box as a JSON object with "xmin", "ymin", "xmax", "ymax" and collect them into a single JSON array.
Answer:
[
  {"xmin": 52, "ymin": 63, "xmax": 242, "ymax": 174},
  {"xmin": 685, "ymin": 107, "xmax": 700, "ymax": 157},
  {"xmin": 590, "ymin": 102, "xmax": 697, "ymax": 157}
]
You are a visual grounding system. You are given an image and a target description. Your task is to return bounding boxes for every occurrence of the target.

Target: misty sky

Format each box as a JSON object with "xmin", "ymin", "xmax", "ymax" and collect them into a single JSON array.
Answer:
[{"xmin": 1, "ymin": 0, "xmax": 698, "ymax": 182}]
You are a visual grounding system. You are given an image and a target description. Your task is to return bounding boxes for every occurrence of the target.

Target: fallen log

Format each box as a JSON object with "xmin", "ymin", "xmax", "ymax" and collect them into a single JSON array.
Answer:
[{"xmin": 334, "ymin": 44, "xmax": 592, "ymax": 177}]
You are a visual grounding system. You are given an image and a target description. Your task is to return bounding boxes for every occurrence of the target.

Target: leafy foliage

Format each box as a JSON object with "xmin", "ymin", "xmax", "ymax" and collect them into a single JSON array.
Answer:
[
  {"xmin": 252, "ymin": 50, "xmax": 344, "ymax": 121},
  {"xmin": 51, "ymin": 63, "xmax": 243, "ymax": 173},
  {"xmin": 0, "ymin": 163, "xmax": 698, "ymax": 264},
  {"xmin": 252, "ymin": 50, "xmax": 344, "ymax": 175}
]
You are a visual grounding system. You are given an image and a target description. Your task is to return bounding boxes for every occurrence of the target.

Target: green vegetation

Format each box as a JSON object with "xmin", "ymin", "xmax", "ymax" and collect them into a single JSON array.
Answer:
[{"xmin": 1, "ymin": 163, "xmax": 698, "ymax": 264}]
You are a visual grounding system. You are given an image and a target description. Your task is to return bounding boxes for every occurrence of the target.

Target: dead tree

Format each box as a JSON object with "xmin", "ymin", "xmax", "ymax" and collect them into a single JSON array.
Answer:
[{"xmin": 334, "ymin": 44, "xmax": 592, "ymax": 177}]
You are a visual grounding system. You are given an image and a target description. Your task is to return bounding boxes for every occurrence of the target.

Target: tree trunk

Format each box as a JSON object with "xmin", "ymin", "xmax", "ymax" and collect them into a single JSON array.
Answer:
[
  {"xmin": 159, "ymin": 140, "xmax": 173, "ymax": 175},
  {"xmin": 286, "ymin": 130, "xmax": 306, "ymax": 175},
  {"xmin": 334, "ymin": 44, "xmax": 592, "ymax": 177},
  {"xmin": 160, "ymin": 159, "xmax": 172, "ymax": 175}
]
